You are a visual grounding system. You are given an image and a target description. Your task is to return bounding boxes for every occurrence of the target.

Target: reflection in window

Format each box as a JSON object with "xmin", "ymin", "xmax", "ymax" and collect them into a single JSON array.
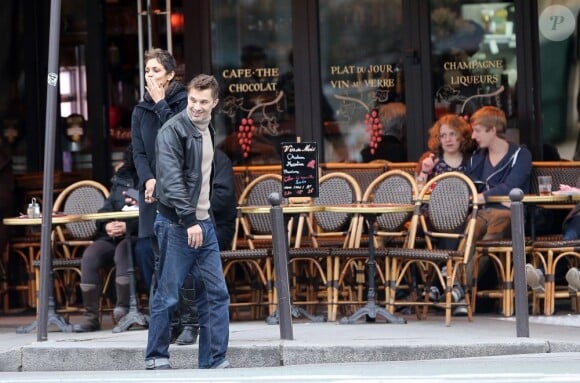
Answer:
[
  {"xmin": 59, "ymin": 63, "xmax": 88, "ymax": 119},
  {"xmin": 430, "ymin": 1, "xmax": 516, "ymax": 125},
  {"xmin": 537, "ymin": 1, "xmax": 580, "ymax": 160},
  {"xmin": 319, "ymin": 0, "xmax": 405, "ymax": 163},
  {"xmin": 210, "ymin": 1, "xmax": 293, "ymax": 165}
]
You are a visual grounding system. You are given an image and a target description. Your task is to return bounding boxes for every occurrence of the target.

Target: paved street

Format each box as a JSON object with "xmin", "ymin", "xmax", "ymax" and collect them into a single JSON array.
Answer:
[
  {"xmin": 2, "ymin": 353, "xmax": 580, "ymax": 382},
  {"xmin": 2, "ymin": 310, "xmax": 580, "ymax": 374}
]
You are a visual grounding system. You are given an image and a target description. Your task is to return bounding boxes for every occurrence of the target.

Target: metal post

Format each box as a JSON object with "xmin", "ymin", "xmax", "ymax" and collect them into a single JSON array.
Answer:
[
  {"xmin": 509, "ymin": 188, "xmax": 529, "ymax": 337},
  {"xmin": 165, "ymin": 0, "xmax": 173, "ymax": 53},
  {"xmin": 269, "ymin": 192, "xmax": 293, "ymax": 340},
  {"xmin": 136, "ymin": 0, "xmax": 145, "ymax": 100},
  {"xmin": 37, "ymin": 0, "xmax": 62, "ymax": 342}
]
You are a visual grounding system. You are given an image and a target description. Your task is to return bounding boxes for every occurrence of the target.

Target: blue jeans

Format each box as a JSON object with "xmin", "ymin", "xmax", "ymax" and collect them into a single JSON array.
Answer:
[
  {"xmin": 145, "ymin": 214, "xmax": 230, "ymax": 368},
  {"xmin": 133, "ymin": 236, "xmax": 154, "ymax": 293}
]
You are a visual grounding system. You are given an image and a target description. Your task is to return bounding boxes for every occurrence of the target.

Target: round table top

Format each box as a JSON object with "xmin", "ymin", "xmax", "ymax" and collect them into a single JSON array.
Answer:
[
  {"xmin": 81, "ymin": 210, "xmax": 139, "ymax": 221},
  {"xmin": 324, "ymin": 203, "xmax": 415, "ymax": 214},
  {"xmin": 3, "ymin": 213, "xmax": 83, "ymax": 226},
  {"xmin": 238, "ymin": 205, "xmax": 326, "ymax": 214},
  {"xmin": 486, "ymin": 194, "xmax": 572, "ymax": 204}
]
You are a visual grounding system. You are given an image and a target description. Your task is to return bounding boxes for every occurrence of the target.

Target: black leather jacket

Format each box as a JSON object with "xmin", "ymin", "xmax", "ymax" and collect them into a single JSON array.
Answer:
[{"xmin": 155, "ymin": 109, "xmax": 215, "ymax": 229}]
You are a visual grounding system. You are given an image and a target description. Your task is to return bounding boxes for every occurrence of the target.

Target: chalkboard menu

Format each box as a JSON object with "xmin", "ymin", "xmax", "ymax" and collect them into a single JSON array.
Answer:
[{"xmin": 280, "ymin": 142, "xmax": 319, "ymax": 198}]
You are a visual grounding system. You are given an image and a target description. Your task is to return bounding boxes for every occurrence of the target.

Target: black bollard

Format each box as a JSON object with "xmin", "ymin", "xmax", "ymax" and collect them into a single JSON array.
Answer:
[
  {"xmin": 509, "ymin": 188, "xmax": 529, "ymax": 337},
  {"xmin": 269, "ymin": 192, "xmax": 293, "ymax": 340}
]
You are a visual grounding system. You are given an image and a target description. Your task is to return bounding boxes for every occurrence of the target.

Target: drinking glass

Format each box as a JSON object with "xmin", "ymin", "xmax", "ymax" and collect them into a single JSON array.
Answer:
[{"xmin": 538, "ymin": 175, "xmax": 552, "ymax": 196}]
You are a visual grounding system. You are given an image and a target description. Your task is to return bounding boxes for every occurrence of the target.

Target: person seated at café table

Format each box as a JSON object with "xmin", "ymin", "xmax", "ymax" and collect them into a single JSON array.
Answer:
[
  {"xmin": 465, "ymin": 106, "xmax": 532, "ymax": 307},
  {"xmin": 466, "ymin": 105, "xmax": 532, "ymax": 241},
  {"xmin": 415, "ymin": 113, "xmax": 475, "ymax": 185},
  {"xmin": 414, "ymin": 113, "xmax": 475, "ymax": 314},
  {"xmin": 73, "ymin": 145, "xmax": 150, "ymax": 332}
]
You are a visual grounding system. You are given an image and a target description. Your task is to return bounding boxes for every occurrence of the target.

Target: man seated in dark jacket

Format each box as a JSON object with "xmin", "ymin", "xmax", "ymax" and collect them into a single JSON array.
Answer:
[
  {"xmin": 211, "ymin": 148, "xmax": 237, "ymax": 250},
  {"xmin": 73, "ymin": 144, "xmax": 145, "ymax": 332}
]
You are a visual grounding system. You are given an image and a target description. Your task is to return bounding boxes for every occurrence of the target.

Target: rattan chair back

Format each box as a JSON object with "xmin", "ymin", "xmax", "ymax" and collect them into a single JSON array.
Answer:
[
  {"xmin": 52, "ymin": 180, "xmax": 110, "ymax": 258},
  {"xmin": 362, "ymin": 170, "xmax": 417, "ymax": 243},
  {"xmin": 310, "ymin": 172, "xmax": 362, "ymax": 248}
]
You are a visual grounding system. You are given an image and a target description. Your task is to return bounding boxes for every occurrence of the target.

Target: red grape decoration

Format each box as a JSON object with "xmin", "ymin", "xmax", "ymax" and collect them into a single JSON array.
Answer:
[
  {"xmin": 237, "ymin": 117, "xmax": 257, "ymax": 159},
  {"xmin": 364, "ymin": 109, "xmax": 383, "ymax": 155}
]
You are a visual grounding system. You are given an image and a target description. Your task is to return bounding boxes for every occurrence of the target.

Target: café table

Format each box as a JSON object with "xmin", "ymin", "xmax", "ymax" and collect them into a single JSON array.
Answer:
[
  {"xmin": 3, "ymin": 213, "xmax": 83, "ymax": 333},
  {"xmin": 324, "ymin": 203, "xmax": 415, "ymax": 325},
  {"xmin": 486, "ymin": 193, "xmax": 573, "ymax": 240},
  {"xmin": 237, "ymin": 204, "xmax": 327, "ymax": 324},
  {"xmin": 80, "ymin": 209, "xmax": 148, "ymax": 332}
]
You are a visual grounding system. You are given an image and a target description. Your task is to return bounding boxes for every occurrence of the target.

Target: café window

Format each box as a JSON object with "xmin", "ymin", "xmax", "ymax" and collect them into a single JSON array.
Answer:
[
  {"xmin": 430, "ymin": 1, "xmax": 516, "ymax": 130},
  {"xmin": 319, "ymin": 0, "xmax": 405, "ymax": 163},
  {"xmin": 210, "ymin": 0, "xmax": 294, "ymax": 165},
  {"xmin": 536, "ymin": 1, "xmax": 580, "ymax": 160},
  {"xmin": 59, "ymin": 64, "xmax": 87, "ymax": 119}
]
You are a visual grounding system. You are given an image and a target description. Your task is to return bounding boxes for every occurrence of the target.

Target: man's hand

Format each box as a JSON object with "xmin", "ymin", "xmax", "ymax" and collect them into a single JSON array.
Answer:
[{"xmin": 187, "ymin": 224, "xmax": 203, "ymax": 249}]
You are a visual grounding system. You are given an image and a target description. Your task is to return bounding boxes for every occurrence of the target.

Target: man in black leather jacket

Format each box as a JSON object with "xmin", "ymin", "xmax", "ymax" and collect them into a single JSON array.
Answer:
[
  {"xmin": 145, "ymin": 74, "xmax": 231, "ymax": 370},
  {"xmin": 172, "ymin": 148, "xmax": 236, "ymax": 346}
]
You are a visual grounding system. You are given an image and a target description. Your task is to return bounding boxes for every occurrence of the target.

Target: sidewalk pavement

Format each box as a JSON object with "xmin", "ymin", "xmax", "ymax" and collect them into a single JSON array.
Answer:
[{"xmin": 2, "ymin": 311, "xmax": 580, "ymax": 372}]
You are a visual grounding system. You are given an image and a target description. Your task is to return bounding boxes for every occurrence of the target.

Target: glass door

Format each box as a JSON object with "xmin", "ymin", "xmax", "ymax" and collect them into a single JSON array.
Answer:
[
  {"xmin": 430, "ymin": 1, "xmax": 516, "ymax": 129},
  {"xmin": 319, "ymin": 0, "xmax": 406, "ymax": 163},
  {"xmin": 210, "ymin": 0, "xmax": 294, "ymax": 165}
]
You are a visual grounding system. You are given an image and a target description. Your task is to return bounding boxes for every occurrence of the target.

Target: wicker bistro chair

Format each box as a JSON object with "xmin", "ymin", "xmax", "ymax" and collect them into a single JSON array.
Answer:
[
  {"xmin": 384, "ymin": 161, "xmax": 418, "ymax": 177},
  {"xmin": 331, "ymin": 170, "xmax": 417, "ymax": 321},
  {"xmin": 294, "ymin": 172, "xmax": 363, "ymax": 321},
  {"xmin": 528, "ymin": 162, "xmax": 580, "ymax": 314},
  {"xmin": 236, "ymin": 173, "xmax": 286, "ymax": 250},
  {"xmin": 39, "ymin": 180, "xmax": 110, "ymax": 314},
  {"xmin": 7, "ymin": 236, "xmax": 41, "ymax": 309},
  {"xmin": 387, "ymin": 172, "xmax": 479, "ymax": 326},
  {"xmin": 471, "ymin": 238, "xmax": 534, "ymax": 317},
  {"xmin": 529, "ymin": 236, "xmax": 580, "ymax": 315},
  {"xmin": 530, "ymin": 161, "xmax": 580, "ymax": 195},
  {"xmin": 306, "ymin": 172, "xmax": 363, "ymax": 249},
  {"xmin": 320, "ymin": 162, "xmax": 387, "ymax": 199},
  {"xmin": 232, "ymin": 165, "xmax": 249, "ymax": 204},
  {"xmin": 52, "ymin": 180, "xmax": 110, "ymax": 259},
  {"xmin": 221, "ymin": 248, "xmax": 272, "ymax": 320}
]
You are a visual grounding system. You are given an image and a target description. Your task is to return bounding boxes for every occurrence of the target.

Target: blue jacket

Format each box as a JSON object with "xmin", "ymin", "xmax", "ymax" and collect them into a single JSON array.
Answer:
[{"xmin": 466, "ymin": 142, "xmax": 532, "ymax": 205}]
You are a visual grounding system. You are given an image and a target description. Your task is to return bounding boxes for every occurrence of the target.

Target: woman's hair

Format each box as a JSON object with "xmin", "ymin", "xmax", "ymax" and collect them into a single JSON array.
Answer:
[
  {"xmin": 144, "ymin": 48, "xmax": 176, "ymax": 74},
  {"xmin": 427, "ymin": 114, "xmax": 474, "ymax": 155},
  {"xmin": 469, "ymin": 106, "xmax": 507, "ymax": 139}
]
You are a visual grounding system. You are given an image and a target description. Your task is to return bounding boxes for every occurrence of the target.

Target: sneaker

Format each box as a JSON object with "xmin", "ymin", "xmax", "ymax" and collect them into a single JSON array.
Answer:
[
  {"xmin": 427, "ymin": 286, "xmax": 441, "ymax": 302},
  {"xmin": 113, "ymin": 306, "xmax": 129, "ymax": 323},
  {"xmin": 145, "ymin": 358, "xmax": 171, "ymax": 370},
  {"xmin": 566, "ymin": 267, "xmax": 580, "ymax": 292},
  {"xmin": 453, "ymin": 298, "xmax": 468, "ymax": 316},
  {"xmin": 451, "ymin": 284, "xmax": 464, "ymax": 303},
  {"xmin": 212, "ymin": 360, "xmax": 232, "ymax": 369},
  {"xmin": 525, "ymin": 264, "xmax": 545, "ymax": 292}
]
